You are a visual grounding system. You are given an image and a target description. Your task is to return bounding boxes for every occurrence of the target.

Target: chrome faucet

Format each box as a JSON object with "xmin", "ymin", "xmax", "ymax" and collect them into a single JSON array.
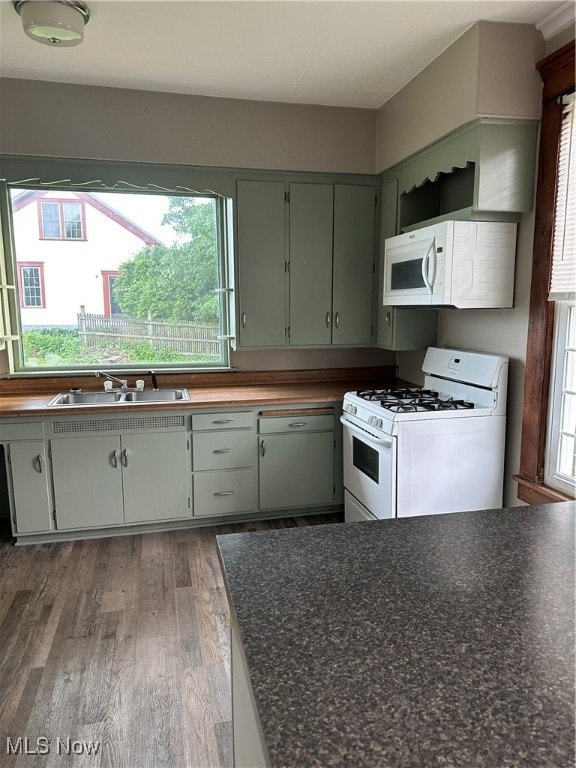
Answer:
[
  {"xmin": 149, "ymin": 370, "xmax": 159, "ymax": 390},
  {"xmin": 95, "ymin": 370, "xmax": 128, "ymax": 390}
]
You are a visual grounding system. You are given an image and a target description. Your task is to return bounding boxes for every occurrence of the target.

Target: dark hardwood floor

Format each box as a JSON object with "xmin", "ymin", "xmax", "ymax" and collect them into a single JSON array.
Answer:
[{"xmin": 0, "ymin": 513, "xmax": 342, "ymax": 768}]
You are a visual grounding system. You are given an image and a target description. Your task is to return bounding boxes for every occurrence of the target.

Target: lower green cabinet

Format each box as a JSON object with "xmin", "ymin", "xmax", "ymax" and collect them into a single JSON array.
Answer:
[
  {"xmin": 258, "ymin": 414, "xmax": 335, "ymax": 510},
  {"xmin": 6, "ymin": 441, "xmax": 52, "ymax": 534},
  {"xmin": 51, "ymin": 431, "xmax": 190, "ymax": 530},
  {"xmin": 193, "ymin": 469, "xmax": 255, "ymax": 517}
]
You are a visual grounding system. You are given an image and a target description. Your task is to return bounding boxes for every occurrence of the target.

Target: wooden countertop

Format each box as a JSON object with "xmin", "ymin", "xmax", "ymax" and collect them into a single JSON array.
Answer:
[{"xmin": 0, "ymin": 367, "xmax": 397, "ymax": 418}]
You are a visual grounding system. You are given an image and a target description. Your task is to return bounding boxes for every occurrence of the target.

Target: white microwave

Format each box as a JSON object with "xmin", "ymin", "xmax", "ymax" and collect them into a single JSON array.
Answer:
[{"xmin": 383, "ymin": 220, "xmax": 517, "ymax": 308}]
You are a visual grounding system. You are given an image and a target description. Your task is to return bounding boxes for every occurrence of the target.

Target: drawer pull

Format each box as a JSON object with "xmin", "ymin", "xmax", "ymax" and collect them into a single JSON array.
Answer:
[
  {"xmin": 289, "ymin": 422, "xmax": 307, "ymax": 428},
  {"xmin": 214, "ymin": 490, "xmax": 234, "ymax": 497},
  {"xmin": 213, "ymin": 448, "xmax": 234, "ymax": 454},
  {"xmin": 122, "ymin": 448, "xmax": 129, "ymax": 467},
  {"xmin": 111, "ymin": 449, "xmax": 119, "ymax": 468},
  {"xmin": 212, "ymin": 419, "xmax": 233, "ymax": 424},
  {"xmin": 260, "ymin": 439, "xmax": 265, "ymax": 457},
  {"xmin": 35, "ymin": 454, "xmax": 43, "ymax": 473}
]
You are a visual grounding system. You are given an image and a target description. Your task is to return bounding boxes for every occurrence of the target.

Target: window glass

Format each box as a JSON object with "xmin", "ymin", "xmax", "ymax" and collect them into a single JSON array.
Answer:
[{"xmin": 6, "ymin": 187, "xmax": 230, "ymax": 371}]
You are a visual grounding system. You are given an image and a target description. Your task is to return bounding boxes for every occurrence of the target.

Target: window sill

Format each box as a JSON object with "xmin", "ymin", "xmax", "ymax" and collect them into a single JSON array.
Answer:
[{"xmin": 514, "ymin": 475, "xmax": 574, "ymax": 505}]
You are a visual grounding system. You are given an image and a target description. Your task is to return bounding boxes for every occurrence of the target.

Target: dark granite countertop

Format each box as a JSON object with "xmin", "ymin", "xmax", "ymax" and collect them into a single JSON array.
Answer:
[{"xmin": 217, "ymin": 502, "xmax": 576, "ymax": 768}]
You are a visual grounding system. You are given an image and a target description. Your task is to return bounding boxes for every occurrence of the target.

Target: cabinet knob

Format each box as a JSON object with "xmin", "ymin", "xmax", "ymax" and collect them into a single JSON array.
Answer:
[
  {"xmin": 385, "ymin": 311, "xmax": 392, "ymax": 328},
  {"xmin": 289, "ymin": 422, "xmax": 307, "ymax": 428},
  {"xmin": 213, "ymin": 448, "xmax": 234, "ymax": 454},
  {"xmin": 122, "ymin": 448, "xmax": 129, "ymax": 467},
  {"xmin": 214, "ymin": 491, "xmax": 234, "ymax": 497},
  {"xmin": 111, "ymin": 449, "xmax": 119, "ymax": 468},
  {"xmin": 241, "ymin": 312, "xmax": 247, "ymax": 329},
  {"xmin": 35, "ymin": 454, "xmax": 43, "ymax": 473},
  {"xmin": 325, "ymin": 312, "xmax": 331, "ymax": 328},
  {"xmin": 334, "ymin": 312, "xmax": 340, "ymax": 329},
  {"xmin": 260, "ymin": 439, "xmax": 266, "ymax": 457}
]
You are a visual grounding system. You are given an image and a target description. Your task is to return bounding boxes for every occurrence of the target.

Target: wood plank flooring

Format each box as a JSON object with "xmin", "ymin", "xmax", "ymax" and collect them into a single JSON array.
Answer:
[{"xmin": 0, "ymin": 513, "xmax": 341, "ymax": 768}]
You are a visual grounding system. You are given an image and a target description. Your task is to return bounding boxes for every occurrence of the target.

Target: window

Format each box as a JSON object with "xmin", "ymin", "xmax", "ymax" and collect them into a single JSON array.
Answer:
[
  {"xmin": 2, "ymin": 185, "xmax": 231, "ymax": 372},
  {"xmin": 516, "ymin": 41, "xmax": 575, "ymax": 504},
  {"xmin": 39, "ymin": 199, "xmax": 85, "ymax": 240},
  {"xmin": 18, "ymin": 263, "xmax": 45, "ymax": 308}
]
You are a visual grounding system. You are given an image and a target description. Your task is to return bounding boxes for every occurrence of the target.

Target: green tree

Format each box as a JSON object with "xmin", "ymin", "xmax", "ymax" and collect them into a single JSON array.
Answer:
[{"xmin": 112, "ymin": 197, "xmax": 219, "ymax": 323}]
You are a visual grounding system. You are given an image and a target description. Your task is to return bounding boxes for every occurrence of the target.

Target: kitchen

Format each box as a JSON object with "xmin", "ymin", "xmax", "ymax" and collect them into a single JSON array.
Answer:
[{"xmin": 0, "ymin": 2, "xmax": 574, "ymax": 766}]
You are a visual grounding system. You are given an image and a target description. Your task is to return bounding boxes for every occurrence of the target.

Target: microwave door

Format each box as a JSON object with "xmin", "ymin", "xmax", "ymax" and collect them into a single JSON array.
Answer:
[{"xmin": 384, "ymin": 238, "xmax": 435, "ymax": 305}]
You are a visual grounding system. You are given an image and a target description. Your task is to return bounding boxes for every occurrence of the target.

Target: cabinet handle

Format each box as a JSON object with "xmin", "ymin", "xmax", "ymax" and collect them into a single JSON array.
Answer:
[
  {"xmin": 212, "ymin": 419, "xmax": 233, "ymax": 424},
  {"xmin": 35, "ymin": 454, "xmax": 43, "ymax": 473},
  {"xmin": 335, "ymin": 312, "xmax": 340, "ymax": 329},
  {"xmin": 325, "ymin": 312, "xmax": 331, "ymax": 328},
  {"xmin": 213, "ymin": 448, "xmax": 234, "ymax": 454},
  {"xmin": 385, "ymin": 311, "xmax": 392, "ymax": 328},
  {"xmin": 289, "ymin": 422, "xmax": 307, "ymax": 428},
  {"xmin": 260, "ymin": 439, "xmax": 265, "ymax": 457},
  {"xmin": 111, "ymin": 449, "xmax": 119, "ymax": 468},
  {"xmin": 214, "ymin": 491, "xmax": 234, "ymax": 496},
  {"xmin": 122, "ymin": 448, "xmax": 129, "ymax": 467},
  {"xmin": 241, "ymin": 312, "xmax": 247, "ymax": 329}
]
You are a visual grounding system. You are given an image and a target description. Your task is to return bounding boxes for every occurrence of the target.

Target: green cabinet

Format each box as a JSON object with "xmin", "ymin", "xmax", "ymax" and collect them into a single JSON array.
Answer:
[
  {"xmin": 6, "ymin": 440, "xmax": 52, "ymax": 534},
  {"xmin": 236, "ymin": 180, "xmax": 287, "ymax": 348},
  {"xmin": 258, "ymin": 413, "xmax": 335, "ymax": 510},
  {"xmin": 192, "ymin": 410, "xmax": 256, "ymax": 518},
  {"xmin": 381, "ymin": 118, "xmax": 539, "ymax": 235},
  {"xmin": 51, "ymin": 431, "xmax": 190, "ymax": 530},
  {"xmin": 235, "ymin": 180, "xmax": 376, "ymax": 349}
]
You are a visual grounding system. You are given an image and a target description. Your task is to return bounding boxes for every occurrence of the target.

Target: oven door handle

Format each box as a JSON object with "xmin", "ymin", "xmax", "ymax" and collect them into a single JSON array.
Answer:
[{"xmin": 340, "ymin": 416, "xmax": 393, "ymax": 447}]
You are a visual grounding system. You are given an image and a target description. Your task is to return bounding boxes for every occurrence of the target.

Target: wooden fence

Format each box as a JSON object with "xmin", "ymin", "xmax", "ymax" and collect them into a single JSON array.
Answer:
[{"xmin": 77, "ymin": 307, "xmax": 220, "ymax": 358}]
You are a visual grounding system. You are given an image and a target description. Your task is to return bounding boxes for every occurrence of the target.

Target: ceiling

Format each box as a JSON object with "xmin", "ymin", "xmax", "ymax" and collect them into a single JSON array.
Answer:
[{"xmin": 0, "ymin": 0, "xmax": 570, "ymax": 110}]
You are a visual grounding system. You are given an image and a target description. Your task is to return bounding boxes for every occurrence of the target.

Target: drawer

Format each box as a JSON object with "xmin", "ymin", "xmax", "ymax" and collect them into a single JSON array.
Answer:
[
  {"xmin": 193, "ymin": 430, "xmax": 255, "ymax": 471},
  {"xmin": 0, "ymin": 422, "xmax": 45, "ymax": 441},
  {"xmin": 192, "ymin": 411, "xmax": 255, "ymax": 431},
  {"xmin": 259, "ymin": 414, "xmax": 334, "ymax": 434},
  {"xmin": 193, "ymin": 469, "xmax": 255, "ymax": 517}
]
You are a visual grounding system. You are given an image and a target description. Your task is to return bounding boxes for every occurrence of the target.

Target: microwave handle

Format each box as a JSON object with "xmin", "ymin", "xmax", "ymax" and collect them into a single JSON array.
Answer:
[{"xmin": 421, "ymin": 241, "xmax": 435, "ymax": 293}]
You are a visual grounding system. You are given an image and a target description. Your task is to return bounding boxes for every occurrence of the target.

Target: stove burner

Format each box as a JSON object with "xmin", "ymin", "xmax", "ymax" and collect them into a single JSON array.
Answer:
[{"xmin": 357, "ymin": 387, "xmax": 438, "ymax": 401}]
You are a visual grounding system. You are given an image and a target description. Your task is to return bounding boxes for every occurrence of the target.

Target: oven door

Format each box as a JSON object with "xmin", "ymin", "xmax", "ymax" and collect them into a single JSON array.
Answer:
[{"xmin": 341, "ymin": 417, "xmax": 396, "ymax": 520}]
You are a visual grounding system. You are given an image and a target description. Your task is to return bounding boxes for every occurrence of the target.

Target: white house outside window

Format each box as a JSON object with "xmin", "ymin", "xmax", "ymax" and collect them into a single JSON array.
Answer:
[{"xmin": 19, "ymin": 264, "xmax": 44, "ymax": 308}]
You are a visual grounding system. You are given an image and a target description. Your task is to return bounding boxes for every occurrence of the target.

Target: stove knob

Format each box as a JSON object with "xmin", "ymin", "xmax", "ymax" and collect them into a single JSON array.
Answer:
[
  {"xmin": 368, "ymin": 415, "xmax": 375, "ymax": 426},
  {"xmin": 375, "ymin": 418, "xmax": 383, "ymax": 429},
  {"xmin": 346, "ymin": 404, "xmax": 357, "ymax": 415}
]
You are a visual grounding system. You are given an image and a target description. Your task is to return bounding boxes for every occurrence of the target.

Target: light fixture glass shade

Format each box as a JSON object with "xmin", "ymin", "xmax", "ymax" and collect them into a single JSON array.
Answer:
[{"xmin": 19, "ymin": 1, "xmax": 88, "ymax": 47}]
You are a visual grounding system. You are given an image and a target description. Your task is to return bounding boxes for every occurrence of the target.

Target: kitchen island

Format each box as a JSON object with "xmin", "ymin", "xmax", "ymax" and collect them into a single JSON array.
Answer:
[{"xmin": 217, "ymin": 502, "xmax": 575, "ymax": 768}]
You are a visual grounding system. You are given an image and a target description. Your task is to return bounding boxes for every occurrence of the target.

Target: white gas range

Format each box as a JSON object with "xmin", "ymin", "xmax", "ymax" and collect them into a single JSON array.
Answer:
[{"xmin": 341, "ymin": 347, "xmax": 509, "ymax": 522}]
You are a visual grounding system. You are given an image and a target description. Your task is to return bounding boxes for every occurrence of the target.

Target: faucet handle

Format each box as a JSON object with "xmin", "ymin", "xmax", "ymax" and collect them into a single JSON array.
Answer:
[{"xmin": 103, "ymin": 380, "xmax": 113, "ymax": 391}]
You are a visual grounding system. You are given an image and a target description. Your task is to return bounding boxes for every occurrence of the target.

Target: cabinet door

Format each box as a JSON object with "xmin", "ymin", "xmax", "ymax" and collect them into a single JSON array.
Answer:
[
  {"xmin": 377, "ymin": 179, "xmax": 399, "ymax": 347},
  {"xmin": 51, "ymin": 436, "xmax": 124, "ymax": 530},
  {"xmin": 289, "ymin": 183, "xmax": 334, "ymax": 346},
  {"xmin": 259, "ymin": 432, "xmax": 334, "ymax": 510},
  {"xmin": 8, "ymin": 441, "xmax": 52, "ymax": 534},
  {"xmin": 236, "ymin": 180, "xmax": 287, "ymax": 347},
  {"xmin": 332, "ymin": 185, "xmax": 375, "ymax": 345},
  {"xmin": 122, "ymin": 432, "xmax": 190, "ymax": 523}
]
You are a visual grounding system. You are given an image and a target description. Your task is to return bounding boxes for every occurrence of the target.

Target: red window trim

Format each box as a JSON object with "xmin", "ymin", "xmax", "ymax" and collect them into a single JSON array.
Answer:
[
  {"xmin": 17, "ymin": 261, "xmax": 46, "ymax": 309},
  {"xmin": 102, "ymin": 270, "xmax": 120, "ymax": 318},
  {"xmin": 37, "ymin": 198, "xmax": 87, "ymax": 241}
]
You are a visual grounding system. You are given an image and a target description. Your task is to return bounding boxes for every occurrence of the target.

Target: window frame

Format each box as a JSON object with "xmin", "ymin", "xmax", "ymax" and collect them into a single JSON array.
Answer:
[
  {"xmin": 17, "ymin": 261, "xmax": 45, "ymax": 309},
  {"xmin": 515, "ymin": 41, "xmax": 575, "ymax": 505},
  {"xmin": 37, "ymin": 198, "xmax": 87, "ymax": 241},
  {"xmin": 1, "ymin": 180, "xmax": 232, "ymax": 375}
]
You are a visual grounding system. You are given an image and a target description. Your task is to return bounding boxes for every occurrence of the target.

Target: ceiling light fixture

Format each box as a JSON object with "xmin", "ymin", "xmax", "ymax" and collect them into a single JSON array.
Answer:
[{"xmin": 13, "ymin": 0, "xmax": 90, "ymax": 47}]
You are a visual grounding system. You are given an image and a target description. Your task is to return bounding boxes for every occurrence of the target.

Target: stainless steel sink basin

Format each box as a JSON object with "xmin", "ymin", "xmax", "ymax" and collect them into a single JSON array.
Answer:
[
  {"xmin": 123, "ymin": 389, "xmax": 188, "ymax": 402},
  {"xmin": 48, "ymin": 388, "xmax": 190, "ymax": 406},
  {"xmin": 49, "ymin": 391, "xmax": 124, "ymax": 406}
]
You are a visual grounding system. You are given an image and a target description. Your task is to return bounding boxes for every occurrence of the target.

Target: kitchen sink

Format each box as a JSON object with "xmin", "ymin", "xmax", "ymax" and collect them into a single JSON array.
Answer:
[
  {"xmin": 48, "ymin": 388, "xmax": 190, "ymax": 406},
  {"xmin": 123, "ymin": 389, "xmax": 188, "ymax": 402}
]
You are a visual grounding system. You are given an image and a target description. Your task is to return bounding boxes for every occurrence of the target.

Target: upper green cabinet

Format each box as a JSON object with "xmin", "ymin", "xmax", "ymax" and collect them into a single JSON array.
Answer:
[
  {"xmin": 235, "ymin": 179, "xmax": 376, "ymax": 349},
  {"xmin": 289, "ymin": 183, "xmax": 376, "ymax": 346},
  {"xmin": 382, "ymin": 118, "xmax": 539, "ymax": 234},
  {"xmin": 236, "ymin": 180, "xmax": 287, "ymax": 348}
]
